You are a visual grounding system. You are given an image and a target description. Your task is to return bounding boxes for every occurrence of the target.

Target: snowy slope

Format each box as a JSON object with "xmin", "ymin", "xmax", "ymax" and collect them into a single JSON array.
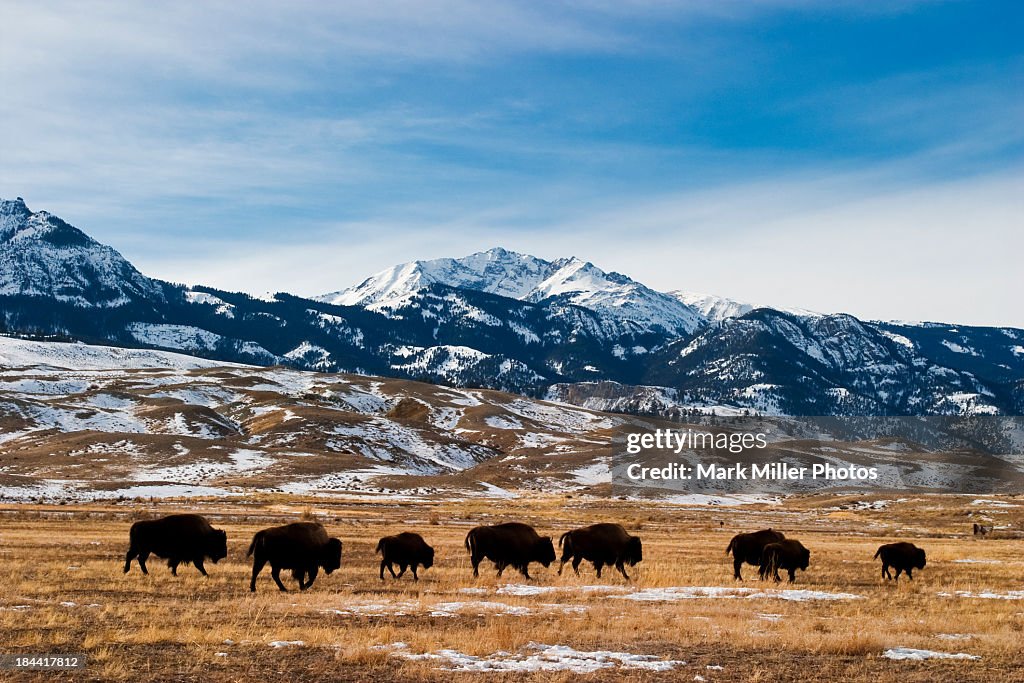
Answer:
[
  {"xmin": 319, "ymin": 247, "xmax": 705, "ymax": 336},
  {"xmin": 0, "ymin": 335, "xmax": 244, "ymax": 371},
  {"xmin": 670, "ymin": 290, "xmax": 821, "ymax": 322},
  {"xmin": 0, "ymin": 198, "xmax": 165, "ymax": 307}
]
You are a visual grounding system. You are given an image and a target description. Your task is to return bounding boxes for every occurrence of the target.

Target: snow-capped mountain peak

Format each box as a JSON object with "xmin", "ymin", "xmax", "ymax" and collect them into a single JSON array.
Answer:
[
  {"xmin": 0, "ymin": 197, "xmax": 165, "ymax": 307},
  {"xmin": 319, "ymin": 248, "xmax": 706, "ymax": 335}
]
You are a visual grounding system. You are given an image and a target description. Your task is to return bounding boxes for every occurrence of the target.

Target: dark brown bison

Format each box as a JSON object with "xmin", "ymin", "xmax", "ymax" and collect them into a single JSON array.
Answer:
[
  {"xmin": 874, "ymin": 542, "xmax": 926, "ymax": 581},
  {"xmin": 465, "ymin": 522, "xmax": 555, "ymax": 579},
  {"xmin": 725, "ymin": 528, "xmax": 785, "ymax": 580},
  {"xmin": 247, "ymin": 522, "xmax": 342, "ymax": 592},
  {"xmin": 557, "ymin": 523, "xmax": 642, "ymax": 580},
  {"xmin": 376, "ymin": 532, "xmax": 434, "ymax": 581},
  {"xmin": 123, "ymin": 513, "xmax": 227, "ymax": 576},
  {"xmin": 759, "ymin": 539, "xmax": 810, "ymax": 582}
]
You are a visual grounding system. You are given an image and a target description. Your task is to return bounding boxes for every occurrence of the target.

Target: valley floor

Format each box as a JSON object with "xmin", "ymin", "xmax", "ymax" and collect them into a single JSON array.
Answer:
[{"xmin": 1, "ymin": 493, "xmax": 1023, "ymax": 682}]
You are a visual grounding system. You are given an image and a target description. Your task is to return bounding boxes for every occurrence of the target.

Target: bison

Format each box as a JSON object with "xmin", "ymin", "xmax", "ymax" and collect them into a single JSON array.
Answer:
[
  {"xmin": 376, "ymin": 532, "xmax": 434, "ymax": 581},
  {"xmin": 123, "ymin": 513, "xmax": 227, "ymax": 577},
  {"xmin": 465, "ymin": 522, "xmax": 555, "ymax": 580},
  {"xmin": 247, "ymin": 522, "xmax": 343, "ymax": 592},
  {"xmin": 557, "ymin": 523, "xmax": 642, "ymax": 580},
  {"xmin": 874, "ymin": 542, "xmax": 926, "ymax": 581},
  {"xmin": 725, "ymin": 528, "xmax": 786, "ymax": 580},
  {"xmin": 759, "ymin": 539, "xmax": 810, "ymax": 582}
]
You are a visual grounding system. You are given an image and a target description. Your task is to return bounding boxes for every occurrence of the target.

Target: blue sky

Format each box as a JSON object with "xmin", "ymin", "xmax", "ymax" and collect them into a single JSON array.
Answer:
[{"xmin": 1, "ymin": 1, "xmax": 1022, "ymax": 325}]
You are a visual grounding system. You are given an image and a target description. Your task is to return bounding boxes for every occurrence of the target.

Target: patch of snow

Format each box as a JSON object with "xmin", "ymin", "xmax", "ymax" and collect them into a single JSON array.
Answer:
[{"xmin": 882, "ymin": 647, "xmax": 978, "ymax": 661}]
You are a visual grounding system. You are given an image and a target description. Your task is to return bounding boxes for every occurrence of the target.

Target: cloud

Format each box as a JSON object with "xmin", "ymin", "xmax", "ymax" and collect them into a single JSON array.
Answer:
[{"xmin": 135, "ymin": 164, "xmax": 1024, "ymax": 328}]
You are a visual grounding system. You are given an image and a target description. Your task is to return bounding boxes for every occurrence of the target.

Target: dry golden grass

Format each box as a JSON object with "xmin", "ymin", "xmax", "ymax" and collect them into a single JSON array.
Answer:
[{"xmin": 0, "ymin": 493, "xmax": 1023, "ymax": 681}]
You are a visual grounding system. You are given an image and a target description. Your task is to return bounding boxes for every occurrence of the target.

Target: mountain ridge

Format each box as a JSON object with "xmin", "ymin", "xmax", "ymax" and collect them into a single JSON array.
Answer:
[{"xmin": 1, "ymin": 197, "xmax": 1022, "ymax": 418}]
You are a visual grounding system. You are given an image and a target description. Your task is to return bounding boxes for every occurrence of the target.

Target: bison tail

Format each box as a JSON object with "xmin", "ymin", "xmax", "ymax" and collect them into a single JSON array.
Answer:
[
  {"xmin": 872, "ymin": 547, "xmax": 881, "ymax": 560},
  {"xmin": 464, "ymin": 530, "xmax": 474, "ymax": 553},
  {"xmin": 725, "ymin": 538, "xmax": 735, "ymax": 556},
  {"xmin": 558, "ymin": 531, "xmax": 570, "ymax": 550},
  {"xmin": 375, "ymin": 538, "xmax": 385, "ymax": 555},
  {"xmin": 247, "ymin": 531, "xmax": 263, "ymax": 558}
]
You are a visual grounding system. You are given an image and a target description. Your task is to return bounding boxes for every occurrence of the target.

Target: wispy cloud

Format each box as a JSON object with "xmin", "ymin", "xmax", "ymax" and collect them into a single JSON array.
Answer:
[{"xmin": 1, "ymin": 1, "xmax": 1020, "ymax": 326}]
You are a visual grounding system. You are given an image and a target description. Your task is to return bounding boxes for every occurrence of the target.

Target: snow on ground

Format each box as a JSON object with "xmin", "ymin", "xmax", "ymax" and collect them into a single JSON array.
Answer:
[
  {"xmin": 614, "ymin": 587, "xmax": 863, "ymax": 602},
  {"xmin": 133, "ymin": 449, "xmax": 273, "ymax": 485},
  {"xmin": 882, "ymin": 647, "xmax": 979, "ymax": 661},
  {"xmin": 659, "ymin": 494, "xmax": 783, "ymax": 507},
  {"xmin": 484, "ymin": 415, "xmax": 523, "ymax": 430},
  {"xmin": 323, "ymin": 600, "xmax": 585, "ymax": 618},
  {"xmin": 572, "ymin": 461, "xmax": 610, "ymax": 485},
  {"xmin": 473, "ymin": 482, "xmax": 518, "ymax": 498},
  {"xmin": 938, "ymin": 590, "xmax": 1024, "ymax": 600},
  {"xmin": 504, "ymin": 399, "xmax": 618, "ymax": 433},
  {"xmin": 952, "ymin": 559, "xmax": 1001, "ymax": 564},
  {"xmin": 393, "ymin": 642, "xmax": 686, "ymax": 673},
  {"xmin": 0, "ymin": 480, "xmax": 239, "ymax": 502},
  {"xmin": 0, "ymin": 336, "xmax": 241, "ymax": 371},
  {"xmin": 971, "ymin": 499, "xmax": 1019, "ymax": 508}
]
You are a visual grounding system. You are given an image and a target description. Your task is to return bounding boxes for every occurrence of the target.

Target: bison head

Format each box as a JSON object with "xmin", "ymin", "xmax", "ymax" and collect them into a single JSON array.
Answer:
[
  {"xmin": 914, "ymin": 548, "xmax": 926, "ymax": 570},
  {"xmin": 206, "ymin": 529, "xmax": 228, "ymax": 564},
  {"xmin": 422, "ymin": 545, "xmax": 435, "ymax": 570},
  {"xmin": 625, "ymin": 536, "xmax": 643, "ymax": 566},
  {"xmin": 535, "ymin": 536, "xmax": 556, "ymax": 567},
  {"xmin": 799, "ymin": 547, "xmax": 811, "ymax": 571},
  {"xmin": 321, "ymin": 538, "xmax": 343, "ymax": 574}
]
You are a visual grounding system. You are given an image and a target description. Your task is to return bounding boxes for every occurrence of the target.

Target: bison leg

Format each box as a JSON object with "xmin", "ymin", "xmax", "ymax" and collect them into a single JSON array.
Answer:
[
  {"xmin": 594, "ymin": 562, "xmax": 603, "ymax": 578},
  {"xmin": 882, "ymin": 563, "xmax": 891, "ymax": 580},
  {"xmin": 193, "ymin": 558, "xmax": 208, "ymax": 577},
  {"xmin": 733, "ymin": 558, "xmax": 744, "ymax": 581},
  {"xmin": 520, "ymin": 564, "xmax": 532, "ymax": 580},
  {"xmin": 271, "ymin": 566, "xmax": 288, "ymax": 592},
  {"xmin": 137, "ymin": 552, "xmax": 150, "ymax": 575},
  {"xmin": 894, "ymin": 567, "xmax": 903, "ymax": 582},
  {"xmin": 571, "ymin": 557, "xmax": 582, "ymax": 576},
  {"xmin": 495, "ymin": 561, "xmax": 506, "ymax": 577},
  {"xmin": 906, "ymin": 567, "xmax": 913, "ymax": 581},
  {"xmin": 379, "ymin": 560, "xmax": 386, "ymax": 580},
  {"xmin": 411, "ymin": 565, "xmax": 419, "ymax": 581},
  {"xmin": 616, "ymin": 561, "xmax": 630, "ymax": 581},
  {"xmin": 396, "ymin": 564, "xmax": 407, "ymax": 578},
  {"xmin": 471, "ymin": 554, "xmax": 482, "ymax": 578},
  {"xmin": 557, "ymin": 559, "xmax": 566, "ymax": 575},
  {"xmin": 169, "ymin": 560, "xmax": 179, "ymax": 576},
  {"xmin": 124, "ymin": 547, "xmax": 138, "ymax": 574},
  {"xmin": 250, "ymin": 557, "xmax": 267, "ymax": 592},
  {"xmin": 787, "ymin": 568, "xmax": 796, "ymax": 582},
  {"xmin": 301, "ymin": 566, "xmax": 318, "ymax": 590}
]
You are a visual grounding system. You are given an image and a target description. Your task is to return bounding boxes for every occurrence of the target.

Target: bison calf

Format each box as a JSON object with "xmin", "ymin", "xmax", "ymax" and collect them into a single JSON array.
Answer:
[
  {"xmin": 376, "ymin": 532, "xmax": 434, "ymax": 581},
  {"xmin": 465, "ymin": 522, "xmax": 555, "ymax": 580},
  {"xmin": 248, "ymin": 522, "xmax": 342, "ymax": 592},
  {"xmin": 874, "ymin": 542, "xmax": 926, "ymax": 581},
  {"xmin": 558, "ymin": 523, "xmax": 642, "ymax": 580},
  {"xmin": 726, "ymin": 528, "xmax": 785, "ymax": 580},
  {"xmin": 124, "ymin": 513, "xmax": 227, "ymax": 577},
  {"xmin": 759, "ymin": 539, "xmax": 810, "ymax": 582}
]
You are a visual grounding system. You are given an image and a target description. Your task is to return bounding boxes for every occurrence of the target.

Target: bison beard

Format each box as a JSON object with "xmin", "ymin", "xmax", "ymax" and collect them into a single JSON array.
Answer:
[
  {"xmin": 557, "ymin": 523, "xmax": 643, "ymax": 580},
  {"xmin": 465, "ymin": 522, "xmax": 555, "ymax": 580},
  {"xmin": 123, "ymin": 514, "xmax": 227, "ymax": 577},
  {"xmin": 725, "ymin": 528, "xmax": 785, "ymax": 581},
  {"xmin": 247, "ymin": 522, "xmax": 343, "ymax": 592}
]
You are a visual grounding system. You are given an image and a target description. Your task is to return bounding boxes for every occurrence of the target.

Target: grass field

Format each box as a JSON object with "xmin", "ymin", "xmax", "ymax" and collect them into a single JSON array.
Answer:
[{"xmin": 1, "ymin": 493, "xmax": 1022, "ymax": 682}]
